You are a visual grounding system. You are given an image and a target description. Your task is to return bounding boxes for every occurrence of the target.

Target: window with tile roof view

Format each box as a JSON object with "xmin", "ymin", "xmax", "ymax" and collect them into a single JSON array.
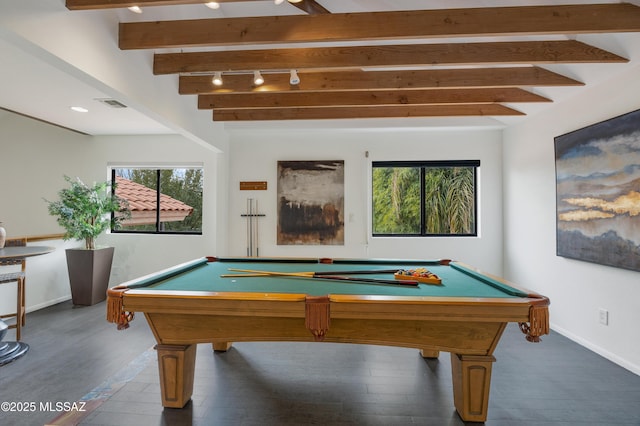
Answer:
[{"xmin": 111, "ymin": 168, "xmax": 203, "ymax": 234}]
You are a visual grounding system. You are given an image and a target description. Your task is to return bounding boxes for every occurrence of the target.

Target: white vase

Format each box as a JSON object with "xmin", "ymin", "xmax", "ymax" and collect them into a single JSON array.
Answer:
[{"xmin": 0, "ymin": 223, "xmax": 5, "ymax": 248}]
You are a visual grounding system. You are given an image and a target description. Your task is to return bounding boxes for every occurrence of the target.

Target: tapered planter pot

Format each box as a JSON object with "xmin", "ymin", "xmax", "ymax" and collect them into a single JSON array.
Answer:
[{"xmin": 66, "ymin": 247, "xmax": 114, "ymax": 306}]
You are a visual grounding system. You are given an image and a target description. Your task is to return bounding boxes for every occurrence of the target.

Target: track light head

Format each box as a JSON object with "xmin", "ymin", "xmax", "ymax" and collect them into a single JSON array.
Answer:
[
  {"xmin": 212, "ymin": 72, "xmax": 223, "ymax": 86},
  {"xmin": 253, "ymin": 70, "xmax": 264, "ymax": 86},
  {"xmin": 289, "ymin": 69, "xmax": 300, "ymax": 85}
]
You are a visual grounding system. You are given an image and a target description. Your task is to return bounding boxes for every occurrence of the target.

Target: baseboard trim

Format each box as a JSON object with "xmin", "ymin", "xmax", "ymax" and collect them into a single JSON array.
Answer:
[
  {"xmin": 551, "ymin": 323, "xmax": 640, "ymax": 376},
  {"xmin": 27, "ymin": 296, "xmax": 72, "ymax": 314}
]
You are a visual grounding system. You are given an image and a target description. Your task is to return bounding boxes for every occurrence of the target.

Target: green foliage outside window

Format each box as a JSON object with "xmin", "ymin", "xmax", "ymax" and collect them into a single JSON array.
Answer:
[
  {"xmin": 372, "ymin": 167, "xmax": 421, "ymax": 234},
  {"xmin": 372, "ymin": 161, "xmax": 478, "ymax": 236}
]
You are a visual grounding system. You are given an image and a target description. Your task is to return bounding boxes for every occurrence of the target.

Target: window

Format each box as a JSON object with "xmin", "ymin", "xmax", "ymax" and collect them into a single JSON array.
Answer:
[
  {"xmin": 372, "ymin": 160, "xmax": 479, "ymax": 237},
  {"xmin": 111, "ymin": 167, "xmax": 203, "ymax": 234}
]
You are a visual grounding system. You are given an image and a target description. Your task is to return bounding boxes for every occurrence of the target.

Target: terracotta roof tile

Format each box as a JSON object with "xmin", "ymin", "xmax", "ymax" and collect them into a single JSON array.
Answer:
[{"xmin": 115, "ymin": 176, "xmax": 193, "ymax": 225}]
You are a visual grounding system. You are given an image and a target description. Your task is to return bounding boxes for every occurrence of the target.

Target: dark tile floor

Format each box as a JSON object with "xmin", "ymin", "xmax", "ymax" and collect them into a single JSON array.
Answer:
[{"xmin": 1, "ymin": 301, "xmax": 639, "ymax": 425}]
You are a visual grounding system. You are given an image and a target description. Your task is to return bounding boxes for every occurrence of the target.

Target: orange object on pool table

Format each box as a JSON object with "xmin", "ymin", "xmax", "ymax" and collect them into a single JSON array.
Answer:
[{"xmin": 106, "ymin": 256, "xmax": 549, "ymax": 423}]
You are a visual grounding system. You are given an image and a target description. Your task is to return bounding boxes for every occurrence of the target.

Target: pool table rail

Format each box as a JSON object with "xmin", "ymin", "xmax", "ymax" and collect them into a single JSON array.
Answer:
[
  {"xmin": 108, "ymin": 286, "xmax": 549, "ymax": 343},
  {"xmin": 451, "ymin": 261, "xmax": 550, "ymax": 342},
  {"xmin": 109, "ymin": 287, "xmax": 544, "ymax": 352}
]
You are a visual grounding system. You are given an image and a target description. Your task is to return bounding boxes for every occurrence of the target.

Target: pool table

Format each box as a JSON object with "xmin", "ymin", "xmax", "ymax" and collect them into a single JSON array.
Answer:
[{"xmin": 107, "ymin": 256, "xmax": 549, "ymax": 422}]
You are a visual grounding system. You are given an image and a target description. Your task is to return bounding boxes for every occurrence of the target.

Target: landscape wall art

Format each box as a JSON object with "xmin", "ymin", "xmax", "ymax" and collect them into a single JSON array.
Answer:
[
  {"xmin": 277, "ymin": 160, "xmax": 344, "ymax": 245},
  {"xmin": 555, "ymin": 108, "xmax": 640, "ymax": 272}
]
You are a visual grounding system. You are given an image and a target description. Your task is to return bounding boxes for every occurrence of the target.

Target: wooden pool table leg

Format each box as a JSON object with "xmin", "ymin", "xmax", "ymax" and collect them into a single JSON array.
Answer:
[
  {"xmin": 155, "ymin": 344, "xmax": 196, "ymax": 408},
  {"xmin": 450, "ymin": 353, "xmax": 496, "ymax": 423}
]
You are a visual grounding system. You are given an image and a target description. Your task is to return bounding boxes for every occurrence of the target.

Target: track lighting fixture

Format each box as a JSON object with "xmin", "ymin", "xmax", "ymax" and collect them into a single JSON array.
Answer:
[
  {"xmin": 127, "ymin": 5, "xmax": 142, "ymax": 13},
  {"xmin": 212, "ymin": 72, "xmax": 223, "ymax": 86},
  {"xmin": 211, "ymin": 70, "xmax": 301, "ymax": 88},
  {"xmin": 253, "ymin": 71, "xmax": 264, "ymax": 86},
  {"xmin": 205, "ymin": 2, "xmax": 220, "ymax": 9},
  {"xmin": 289, "ymin": 69, "xmax": 300, "ymax": 85}
]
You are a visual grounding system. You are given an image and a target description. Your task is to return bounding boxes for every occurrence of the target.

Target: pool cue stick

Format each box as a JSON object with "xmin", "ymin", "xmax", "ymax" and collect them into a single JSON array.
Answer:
[
  {"xmin": 304, "ymin": 268, "xmax": 401, "ymax": 276},
  {"xmin": 224, "ymin": 269, "xmax": 419, "ymax": 287},
  {"xmin": 228, "ymin": 268, "xmax": 400, "ymax": 276},
  {"xmin": 229, "ymin": 268, "xmax": 399, "ymax": 275},
  {"xmin": 221, "ymin": 273, "xmax": 277, "ymax": 277},
  {"xmin": 240, "ymin": 199, "xmax": 266, "ymax": 257},
  {"xmin": 229, "ymin": 268, "xmax": 314, "ymax": 277},
  {"xmin": 315, "ymin": 275, "xmax": 418, "ymax": 286},
  {"xmin": 255, "ymin": 199, "xmax": 259, "ymax": 257},
  {"xmin": 245, "ymin": 199, "xmax": 250, "ymax": 256},
  {"xmin": 250, "ymin": 199, "xmax": 254, "ymax": 256},
  {"xmin": 224, "ymin": 273, "xmax": 419, "ymax": 287}
]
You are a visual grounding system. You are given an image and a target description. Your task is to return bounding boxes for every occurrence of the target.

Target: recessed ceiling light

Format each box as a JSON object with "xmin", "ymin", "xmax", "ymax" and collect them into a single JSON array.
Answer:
[
  {"xmin": 127, "ymin": 6, "xmax": 142, "ymax": 13},
  {"xmin": 70, "ymin": 106, "xmax": 89, "ymax": 113},
  {"xmin": 205, "ymin": 2, "xmax": 220, "ymax": 9}
]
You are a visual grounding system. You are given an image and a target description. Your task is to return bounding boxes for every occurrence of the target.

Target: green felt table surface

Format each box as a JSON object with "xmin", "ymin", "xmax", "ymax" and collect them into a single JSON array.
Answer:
[{"xmin": 128, "ymin": 257, "xmax": 528, "ymax": 299}]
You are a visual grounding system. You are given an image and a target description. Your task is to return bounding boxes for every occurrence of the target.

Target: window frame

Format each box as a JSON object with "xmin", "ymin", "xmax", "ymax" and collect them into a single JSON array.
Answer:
[
  {"xmin": 110, "ymin": 166, "xmax": 204, "ymax": 236},
  {"xmin": 371, "ymin": 160, "xmax": 480, "ymax": 237}
]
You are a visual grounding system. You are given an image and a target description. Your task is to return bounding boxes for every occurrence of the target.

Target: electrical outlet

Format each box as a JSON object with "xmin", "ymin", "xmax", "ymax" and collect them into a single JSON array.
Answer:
[{"xmin": 598, "ymin": 308, "xmax": 609, "ymax": 326}]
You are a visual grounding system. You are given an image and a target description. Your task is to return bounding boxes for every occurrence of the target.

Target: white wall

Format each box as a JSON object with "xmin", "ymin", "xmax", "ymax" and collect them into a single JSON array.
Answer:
[
  {"xmin": 227, "ymin": 127, "xmax": 504, "ymax": 275},
  {"xmin": 503, "ymin": 62, "xmax": 640, "ymax": 375},
  {"xmin": 0, "ymin": 111, "xmax": 228, "ymax": 315}
]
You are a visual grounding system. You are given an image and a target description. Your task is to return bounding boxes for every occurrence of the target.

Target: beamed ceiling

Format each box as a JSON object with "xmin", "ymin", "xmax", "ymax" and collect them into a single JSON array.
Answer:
[{"xmin": 63, "ymin": 1, "xmax": 640, "ymax": 123}]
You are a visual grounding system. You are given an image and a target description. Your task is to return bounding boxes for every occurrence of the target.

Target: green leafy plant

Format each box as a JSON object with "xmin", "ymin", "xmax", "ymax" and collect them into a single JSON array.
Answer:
[{"xmin": 45, "ymin": 176, "xmax": 131, "ymax": 250}]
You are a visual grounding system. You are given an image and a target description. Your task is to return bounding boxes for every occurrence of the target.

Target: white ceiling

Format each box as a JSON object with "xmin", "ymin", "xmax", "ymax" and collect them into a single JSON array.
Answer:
[
  {"xmin": 0, "ymin": 36, "xmax": 172, "ymax": 135},
  {"xmin": 1, "ymin": 0, "xmax": 640, "ymax": 137}
]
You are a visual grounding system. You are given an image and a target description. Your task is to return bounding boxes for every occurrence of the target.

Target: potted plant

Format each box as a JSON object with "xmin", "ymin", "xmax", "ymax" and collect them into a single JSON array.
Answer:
[{"xmin": 46, "ymin": 176, "xmax": 130, "ymax": 306}]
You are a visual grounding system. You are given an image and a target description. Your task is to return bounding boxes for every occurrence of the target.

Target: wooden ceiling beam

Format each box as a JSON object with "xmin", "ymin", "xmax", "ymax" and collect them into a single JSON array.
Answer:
[
  {"xmin": 119, "ymin": 3, "xmax": 640, "ymax": 49},
  {"xmin": 66, "ymin": 0, "xmax": 267, "ymax": 10},
  {"xmin": 155, "ymin": 40, "xmax": 626, "ymax": 75},
  {"xmin": 179, "ymin": 67, "xmax": 582, "ymax": 95},
  {"xmin": 212, "ymin": 104, "xmax": 524, "ymax": 121},
  {"xmin": 66, "ymin": 0, "xmax": 329, "ymax": 13},
  {"xmin": 198, "ymin": 88, "xmax": 550, "ymax": 109}
]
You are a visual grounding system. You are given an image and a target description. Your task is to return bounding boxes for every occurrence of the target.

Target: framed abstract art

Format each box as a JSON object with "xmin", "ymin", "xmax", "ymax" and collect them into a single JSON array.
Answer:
[
  {"xmin": 555, "ymin": 109, "xmax": 640, "ymax": 272},
  {"xmin": 277, "ymin": 160, "xmax": 344, "ymax": 245}
]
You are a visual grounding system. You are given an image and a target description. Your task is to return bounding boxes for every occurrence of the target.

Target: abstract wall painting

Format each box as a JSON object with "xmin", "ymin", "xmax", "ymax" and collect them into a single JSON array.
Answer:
[
  {"xmin": 555, "ymin": 109, "xmax": 640, "ymax": 272},
  {"xmin": 277, "ymin": 160, "xmax": 344, "ymax": 245}
]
